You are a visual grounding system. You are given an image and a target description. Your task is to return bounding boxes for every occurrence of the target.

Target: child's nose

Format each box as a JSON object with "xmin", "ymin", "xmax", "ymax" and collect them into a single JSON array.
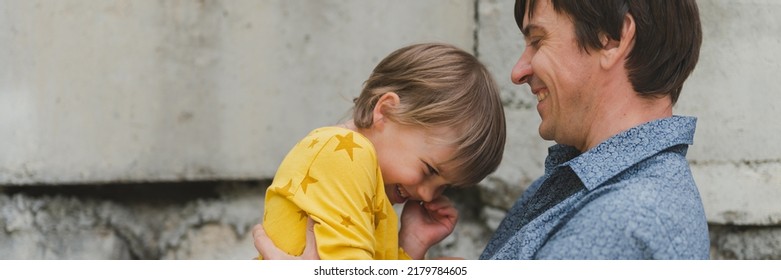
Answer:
[{"xmin": 415, "ymin": 183, "xmax": 441, "ymax": 203}]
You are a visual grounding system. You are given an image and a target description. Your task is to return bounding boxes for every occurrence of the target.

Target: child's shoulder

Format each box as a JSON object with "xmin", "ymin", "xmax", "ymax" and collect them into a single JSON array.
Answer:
[
  {"xmin": 307, "ymin": 126, "xmax": 357, "ymax": 137},
  {"xmin": 295, "ymin": 126, "xmax": 376, "ymax": 162},
  {"xmin": 305, "ymin": 126, "xmax": 367, "ymax": 140},
  {"xmin": 299, "ymin": 126, "xmax": 374, "ymax": 154}
]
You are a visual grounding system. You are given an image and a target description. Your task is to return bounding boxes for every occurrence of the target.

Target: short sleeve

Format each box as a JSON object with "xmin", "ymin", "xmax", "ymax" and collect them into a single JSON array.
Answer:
[{"xmin": 293, "ymin": 130, "xmax": 381, "ymax": 259}]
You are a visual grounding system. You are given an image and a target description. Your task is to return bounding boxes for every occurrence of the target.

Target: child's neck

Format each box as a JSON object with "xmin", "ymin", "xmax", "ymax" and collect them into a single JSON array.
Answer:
[{"xmin": 338, "ymin": 121, "xmax": 358, "ymax": 131}]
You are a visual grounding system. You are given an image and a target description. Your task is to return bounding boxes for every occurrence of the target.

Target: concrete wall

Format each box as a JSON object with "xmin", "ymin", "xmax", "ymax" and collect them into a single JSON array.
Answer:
[
  {"xmin": 1, "ymin": 0, "xmax": 780, "ymax": 259},
  {"xmin": 683, "ymin": 1, "xmax": 781, "ymax": 226},
  {"xmin": 1, "ymin": 0, "xmax": 475, "ymax": 184}
]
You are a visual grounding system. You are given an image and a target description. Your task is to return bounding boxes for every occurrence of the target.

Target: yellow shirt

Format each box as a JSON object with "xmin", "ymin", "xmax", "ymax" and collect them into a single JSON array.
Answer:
[{"xmin": 261, "ymin": 126, "xmax": 411, "ymax": 260}]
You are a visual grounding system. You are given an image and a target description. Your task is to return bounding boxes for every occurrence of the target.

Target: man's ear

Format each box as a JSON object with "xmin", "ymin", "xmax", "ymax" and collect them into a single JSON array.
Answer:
[
  {"xmin": 600, "ymin": 13, "xmax": 636, "ymax": 70},
  {"xmin": 371, "ymin": 92, "xmax": 400, "ymax": 129}
]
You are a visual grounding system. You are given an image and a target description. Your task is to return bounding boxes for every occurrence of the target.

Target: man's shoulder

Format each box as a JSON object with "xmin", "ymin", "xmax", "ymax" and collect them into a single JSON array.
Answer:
[
  {"xmin": 609, "ymin": 145, "xmax": 697, "ymax": 194},
  {"xmin": 545, "ymin": 169, "xmax": 709, "ymax": 259},
  {"xmin": 589, "ymin": 151, "xmax": 700, "ymax": 210},
  {"xmin": 572, "ymin": 156, "xmax": 707, "ymax": 241}
]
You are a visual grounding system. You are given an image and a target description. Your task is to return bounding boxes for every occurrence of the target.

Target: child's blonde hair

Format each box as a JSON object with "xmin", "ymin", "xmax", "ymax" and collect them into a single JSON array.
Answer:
[{"xmin": 353, "ymin": 43, "xmax": 506, "ymax": 187}]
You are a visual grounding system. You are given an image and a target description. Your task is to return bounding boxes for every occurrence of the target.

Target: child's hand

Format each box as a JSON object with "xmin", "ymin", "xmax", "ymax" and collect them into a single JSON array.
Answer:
[{"xmin": 398, "ymin": 196, "xmax": 458, "ymax": 259}]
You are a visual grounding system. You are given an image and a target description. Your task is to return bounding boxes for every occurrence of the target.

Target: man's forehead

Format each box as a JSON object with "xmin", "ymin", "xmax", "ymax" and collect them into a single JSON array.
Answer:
[{"xmin": 520, "ymin": 0, "xmax": 561, "ymax": 36}]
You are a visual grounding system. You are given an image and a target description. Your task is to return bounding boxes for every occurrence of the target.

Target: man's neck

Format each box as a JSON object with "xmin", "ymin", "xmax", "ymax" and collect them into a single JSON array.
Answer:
[{"xmin": 580, "ymin": 90, "xmax": 673, "ymax": 152}]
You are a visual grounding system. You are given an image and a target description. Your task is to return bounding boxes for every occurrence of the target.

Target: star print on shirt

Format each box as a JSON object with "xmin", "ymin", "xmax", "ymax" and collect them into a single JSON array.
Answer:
[
  {"xmin": 340, "ymin": 215, "xmax": 355, "ymax": 228},
  {"xmin": 361, "ymin": 193, "xmax": 387, "ymax": 229},
  {"xmin": 362, "ymin": 193, "xmax": 373, "ymax": 214},
  {"xmin": 372, "ymin": 207, "xmax": 387, "ymax": 230},
  {"xmin": 276, "ymin": 179, "xmax": 295, "ymax": 197},
  {"xmin": 308, "ymin": 138, "xmax": 319, "ymax": 148},
  {"xmin": 300, "ymin": 170, "xmax": 318, "ymax": 193},
  {"xmin": 334, "ymin": 132, "xmax": 362, "ymax": 161}
]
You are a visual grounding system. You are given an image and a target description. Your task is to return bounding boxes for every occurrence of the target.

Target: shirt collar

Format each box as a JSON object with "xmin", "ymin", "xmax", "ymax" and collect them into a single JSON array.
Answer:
[{"xmin": 545, "ymin": 115, "xmax": 697, "ymax": 191}]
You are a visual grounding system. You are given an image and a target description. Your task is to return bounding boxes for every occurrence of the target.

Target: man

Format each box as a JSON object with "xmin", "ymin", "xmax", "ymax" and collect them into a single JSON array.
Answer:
[
  {"xmin": 254, "ymin": 0, "xmax": 710, "ymax": 259},
  {"xmin": 480, "ymin": 0, "xmax": 708, "ymax": 260}
]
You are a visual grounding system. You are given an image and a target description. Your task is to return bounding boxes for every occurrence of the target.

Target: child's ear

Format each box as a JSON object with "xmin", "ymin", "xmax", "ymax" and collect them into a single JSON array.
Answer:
[{"xmin": 371, "ymin": 92, "xmax": 400, "ymax": 129}]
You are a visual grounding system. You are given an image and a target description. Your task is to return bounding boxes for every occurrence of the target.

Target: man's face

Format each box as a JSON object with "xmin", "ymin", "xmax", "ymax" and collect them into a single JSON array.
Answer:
[{"xmin": 511, "ymin": 0, "xmax": 601, "ymax": 151}]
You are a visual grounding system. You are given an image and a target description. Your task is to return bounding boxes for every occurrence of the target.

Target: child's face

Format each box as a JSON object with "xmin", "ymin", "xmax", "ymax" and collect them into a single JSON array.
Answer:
[{"xmin": 369, "ymin": 121, "xmax": 457, "ymax": 205}]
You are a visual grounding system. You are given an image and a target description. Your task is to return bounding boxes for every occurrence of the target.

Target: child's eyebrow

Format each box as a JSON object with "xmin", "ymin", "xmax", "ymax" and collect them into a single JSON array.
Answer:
[{"xmin": 422, "ymin": 160, "xmax": 439, "ymax": 175}]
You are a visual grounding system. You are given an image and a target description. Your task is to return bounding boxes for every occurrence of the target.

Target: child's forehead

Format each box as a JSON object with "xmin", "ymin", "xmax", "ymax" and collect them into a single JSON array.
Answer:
[{"xmin": 421, "ymin": 126, "xmax": 460, "ymax": 144}]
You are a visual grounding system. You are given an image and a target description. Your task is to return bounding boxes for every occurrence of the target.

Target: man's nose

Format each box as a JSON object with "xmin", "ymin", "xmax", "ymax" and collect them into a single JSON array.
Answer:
[{"xmin": 510, "ymin": 50, "xmax": 533, "ymax": 85}]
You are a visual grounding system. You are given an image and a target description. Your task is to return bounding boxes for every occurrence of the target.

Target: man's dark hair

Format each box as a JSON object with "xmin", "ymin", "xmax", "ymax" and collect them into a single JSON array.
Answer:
[{"xmin": 515, "ymin": 0, "xmax": 702, "ymax": 104}]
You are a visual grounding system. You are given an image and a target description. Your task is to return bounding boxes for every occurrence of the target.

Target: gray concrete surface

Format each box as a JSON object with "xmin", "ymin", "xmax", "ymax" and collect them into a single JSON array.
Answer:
[
  {"xmin": 0, "ymin": 0, "xmax": 475, "ymax": 184},
  {"xmin": 679, "ymin": 0, "xmax": 781, "ymax": 226}
]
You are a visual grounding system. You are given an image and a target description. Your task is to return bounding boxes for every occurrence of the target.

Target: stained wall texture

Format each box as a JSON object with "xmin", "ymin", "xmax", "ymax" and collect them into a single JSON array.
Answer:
[{"xmin": 1, "ymin": 0, "xmax": 779, "ymax": 259}]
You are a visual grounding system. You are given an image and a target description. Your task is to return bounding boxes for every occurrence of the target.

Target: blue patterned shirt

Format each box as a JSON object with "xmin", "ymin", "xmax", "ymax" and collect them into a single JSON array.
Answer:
[{"xmin": 480, "ymin": 116, "xmax": 710, "ymax": 259}]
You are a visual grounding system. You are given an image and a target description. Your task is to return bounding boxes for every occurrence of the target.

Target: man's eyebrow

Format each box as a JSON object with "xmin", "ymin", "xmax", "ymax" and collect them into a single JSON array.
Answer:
[{"xmin": 522, "ymin": 23, "xmax": 543, "ymax": 37}]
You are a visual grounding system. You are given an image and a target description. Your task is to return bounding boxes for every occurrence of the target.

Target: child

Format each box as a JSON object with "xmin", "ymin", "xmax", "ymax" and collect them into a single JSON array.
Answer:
[{"xmin": 260, "ymin": 43, "xmax": 505, "ymax": 260}]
